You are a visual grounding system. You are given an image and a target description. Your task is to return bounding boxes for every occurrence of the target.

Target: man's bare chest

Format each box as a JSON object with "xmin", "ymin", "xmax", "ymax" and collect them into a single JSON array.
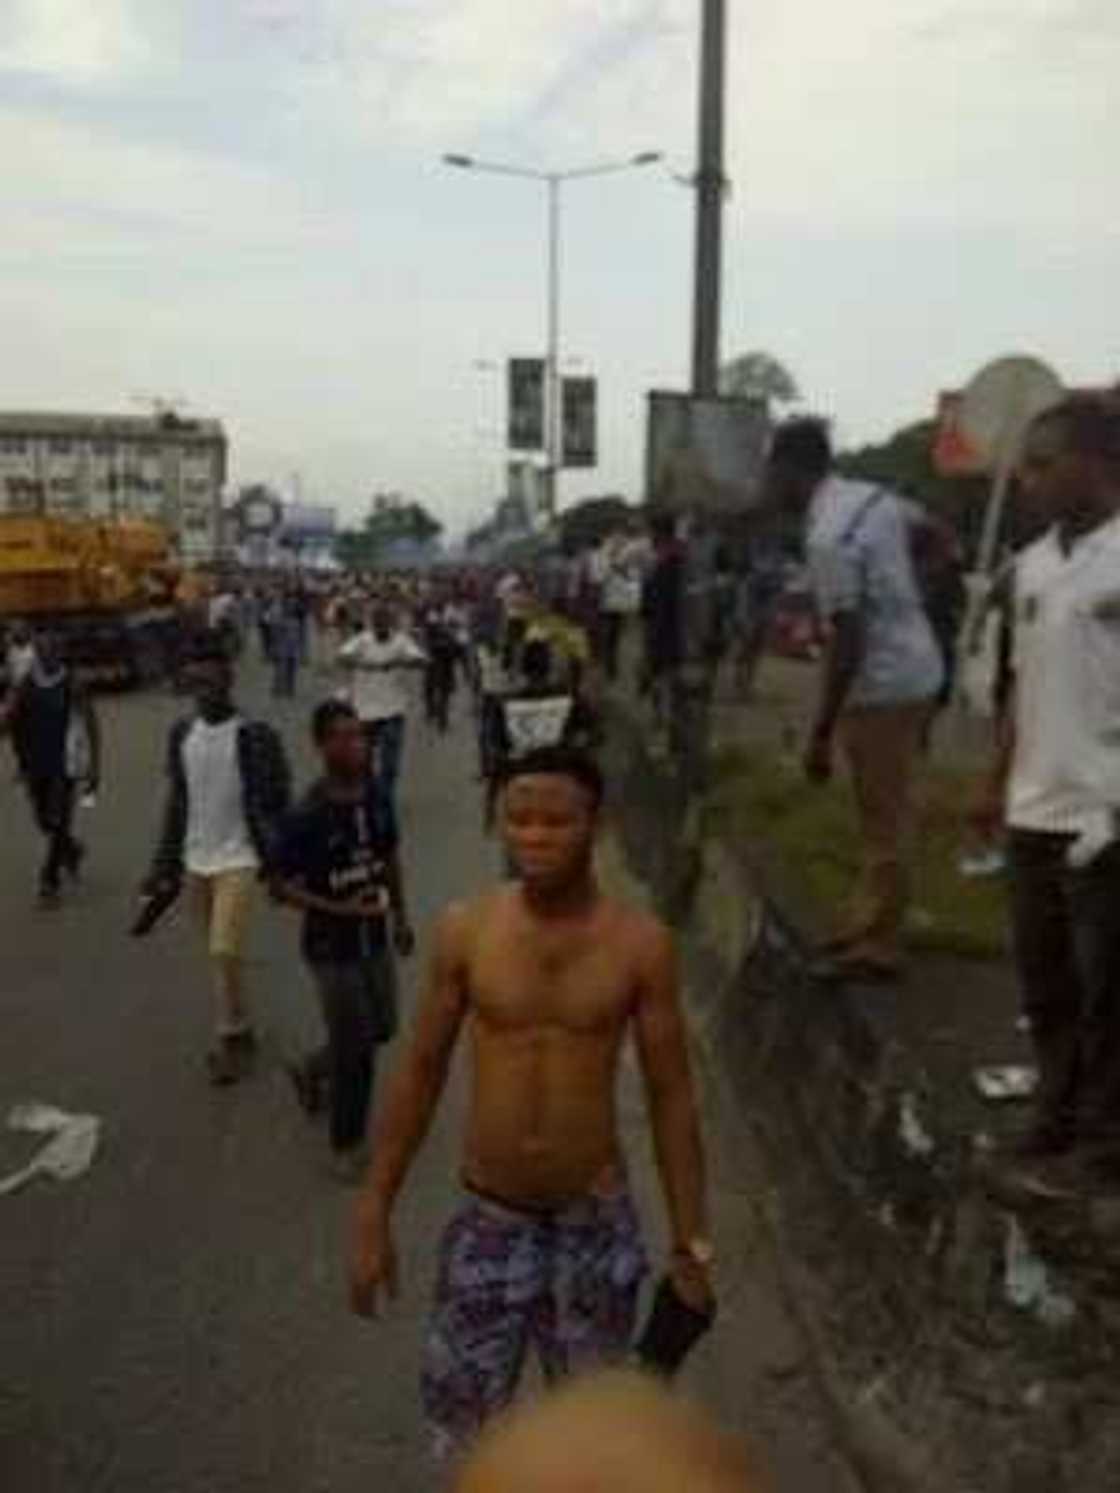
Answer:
[{"xmin": 469, "ymin": 931, "xmax": 635, "ymax": 1035}]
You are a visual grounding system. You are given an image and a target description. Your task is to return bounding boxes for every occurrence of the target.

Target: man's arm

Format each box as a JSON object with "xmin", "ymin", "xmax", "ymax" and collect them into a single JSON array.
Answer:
[
  {"xmin": 805, "ymin": 609, "xmax": 863, "ymax": 780},
  {"xmin": 350, "ymin": 904, "xmax": 471, "ymax": 1315},
  {"xmin": 633, "ymin": 920, "xmax": 712, "ymax": 1307},
  {"xmin": 77, "ymin": 688, "xmax": 101, "ymax": 790},
  {"xmin": 144, "ymin": 724, "xmax": 188, "ymax": 891}
]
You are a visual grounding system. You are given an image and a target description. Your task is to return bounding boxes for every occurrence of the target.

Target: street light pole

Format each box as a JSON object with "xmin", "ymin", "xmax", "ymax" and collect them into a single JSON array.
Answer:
[
  {"xmin": 691, "ymin": 0, "xmax": 727, "ymax": 397},
  {"xmin": 443, "ymin": 152, "xmax": 662, "ymax": 521},
  {"xmin": 544, "ymin": 174, "xmax": 562, "ymax": 520}
]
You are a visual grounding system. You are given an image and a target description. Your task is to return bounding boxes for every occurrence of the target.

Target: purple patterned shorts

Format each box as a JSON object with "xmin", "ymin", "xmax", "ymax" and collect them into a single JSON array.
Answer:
[{"xmin": 421, "ymin": 1186, "xmax": 648, "ymax": 1462}]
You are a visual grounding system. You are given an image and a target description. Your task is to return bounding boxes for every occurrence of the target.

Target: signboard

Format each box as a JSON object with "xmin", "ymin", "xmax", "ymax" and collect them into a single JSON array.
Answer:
[
  {"xmin": 508, "ymin": 358, "xmax": 546, "ymax": 451},
  {"xmin": 562, "ymin": 377, "xmax": 597, "ymax": 468},
  {"xmin": 645, "ymin": 391, "xmax": 769, "ymax": 512},
  {"xmin": 933, "ymin": 391, "xmax": 988, "ymax": 478}
]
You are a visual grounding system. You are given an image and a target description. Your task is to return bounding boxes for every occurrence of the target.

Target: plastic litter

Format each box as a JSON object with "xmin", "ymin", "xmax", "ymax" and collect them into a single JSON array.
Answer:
[
  {"xmin": 959, "ymin": 849, "xmax": 1007, "ymax": 879},
  {"xmin": 974, "ymin": 1065, "xmax": 1039, "ymax": 1102},
  {"xmin": 0, "ymin": 1103, "xmax": 101, "ymax": 1195}
]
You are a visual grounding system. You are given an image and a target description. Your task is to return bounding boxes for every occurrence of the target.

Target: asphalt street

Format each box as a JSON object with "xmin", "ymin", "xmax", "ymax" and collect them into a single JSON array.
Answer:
[{"xmin": 0, "ymin": 656, "xmax": 855, "ymax": 1492}]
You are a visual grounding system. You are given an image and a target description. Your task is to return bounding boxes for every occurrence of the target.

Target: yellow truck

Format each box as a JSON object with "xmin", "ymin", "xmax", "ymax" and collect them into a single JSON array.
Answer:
[{"xmin": 0, "ymin": 514, "xmax": 183, "ymax": 686}]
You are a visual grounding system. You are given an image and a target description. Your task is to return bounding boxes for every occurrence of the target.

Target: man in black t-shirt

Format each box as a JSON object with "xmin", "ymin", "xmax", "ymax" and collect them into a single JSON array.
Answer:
[
  {"xmin": 276, "ymin": 700, "xmax": 415, "ymax": 1181},
  {"xmin": 3, "ymin": 631, "xmax": 100, "ymax": 906}
]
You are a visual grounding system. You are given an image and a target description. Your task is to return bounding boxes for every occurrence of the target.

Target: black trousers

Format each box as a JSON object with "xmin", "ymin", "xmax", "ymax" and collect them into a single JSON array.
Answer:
[
  {"xmin": 25, "ymin": 775, "xmax": 80, "ymax": 893},
  {"xmin": 307, "ymin": 957, "xmax": 399, "ymax": 1153},
  {"xmin": 599, "ymin": 611, "xmax": 625, "ymax": 682},
  {"xmin": 1009, "ymin": 829, "xmax": 1120, "ymax": 1147}
]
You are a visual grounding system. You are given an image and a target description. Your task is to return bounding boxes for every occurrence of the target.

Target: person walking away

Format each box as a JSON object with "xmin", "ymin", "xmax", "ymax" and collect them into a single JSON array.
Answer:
[
  {"xmin": 141, "ymin": 631, "xmax": 291, "ymax": 1085},
  {"xmin": 276, "ymin": 701, "xmax": 415, "ymax": 1181},
  {"xmin": 350, "ymin": 745, "xmax": 713, "ymax": 1466},
  {"xmin": 599, "ymin": 530, "xmax": 643, "ymax": 684},
  {"xmin": 971, "ymin": 396, "xmax": 1120, "ymax": 1180},
  {"xmin": 271, "ymin": 594, "xmax": 302, "ymax": 699},
  {"xmin": 765, "ymin": 418, "xmax": 944, "ymax": 983},
  {"xmin": 641, "ymin": 515, "xmax": 686, "ymax": 731},
  {"xmin": 422, "ymin": 606, "xmax": 459, "ymax": 734},
  {"xmin": 5, "ymin": 622, "xmax": 37, "ymax": 690},
  {"xmin": 338, "ymin": 605, "xmax": 426, "ymax": 794},
  {"xmin": 734, "ymin": 508, "xmax": 788, "ymax": 700},
  {"xmin": 4, "ymin": 632, "xmax": 99, "ymax": 906}
]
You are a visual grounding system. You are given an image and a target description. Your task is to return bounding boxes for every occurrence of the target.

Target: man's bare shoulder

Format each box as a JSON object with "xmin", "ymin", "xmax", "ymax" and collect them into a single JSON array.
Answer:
[
  {"xmin": 596, "ymin": 894, "xmax": 674, "ymax": 965},
  {"xmin": 437, "ymin": 887, "xmax": 519, "ymax": 944}
]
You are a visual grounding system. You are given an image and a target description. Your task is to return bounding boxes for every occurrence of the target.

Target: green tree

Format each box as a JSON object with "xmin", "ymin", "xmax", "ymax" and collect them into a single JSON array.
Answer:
[
  {"xmin": 719, "ymin": 351, "xmax": 800, "ymax": 410},
  {"xmin": 335, "ymin": 494, "xmax": 443, "ymax": 569}
]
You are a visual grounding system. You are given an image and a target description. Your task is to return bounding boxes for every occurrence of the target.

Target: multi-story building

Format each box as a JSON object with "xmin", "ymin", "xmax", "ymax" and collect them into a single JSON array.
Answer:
[{"xmin": 0, "ymin": 411, "xmax": 228, "ymax": 561}]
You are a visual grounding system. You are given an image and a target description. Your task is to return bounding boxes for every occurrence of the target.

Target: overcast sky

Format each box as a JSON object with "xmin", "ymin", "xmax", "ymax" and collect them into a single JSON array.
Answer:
[{"xmin": 1, "ymin": 0, "xmax": 1116, "ymax": 532}]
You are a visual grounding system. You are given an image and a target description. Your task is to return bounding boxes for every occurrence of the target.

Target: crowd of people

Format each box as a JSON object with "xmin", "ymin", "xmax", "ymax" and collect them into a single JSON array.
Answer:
[{"xmin": 3, "ymin": 389, "xmax": 1119, "ymax": 1474}]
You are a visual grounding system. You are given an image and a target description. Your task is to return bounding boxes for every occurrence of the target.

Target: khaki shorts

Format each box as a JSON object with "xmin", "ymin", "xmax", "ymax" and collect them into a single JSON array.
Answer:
[{"xmin": 189, "ymin": 868, "xmax": 256, "ymax": 961}]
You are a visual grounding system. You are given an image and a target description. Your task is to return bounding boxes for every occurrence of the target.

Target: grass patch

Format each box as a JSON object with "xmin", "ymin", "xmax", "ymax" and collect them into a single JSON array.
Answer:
[{"xmin": 707, "ymin": 745, "xmax": 1009, "ymax": 961}]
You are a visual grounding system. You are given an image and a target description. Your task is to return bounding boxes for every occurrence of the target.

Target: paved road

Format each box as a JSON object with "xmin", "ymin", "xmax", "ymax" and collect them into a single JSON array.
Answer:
[{"xmin": 0, "ymin": 660, "xmax": 854, "ymax": 1492}]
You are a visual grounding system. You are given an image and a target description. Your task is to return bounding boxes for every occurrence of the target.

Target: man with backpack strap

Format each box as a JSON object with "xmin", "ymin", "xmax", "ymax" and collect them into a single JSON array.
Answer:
[{"xmin": 764, "ymin": 419, "xmax": 944, "ymax": 982}]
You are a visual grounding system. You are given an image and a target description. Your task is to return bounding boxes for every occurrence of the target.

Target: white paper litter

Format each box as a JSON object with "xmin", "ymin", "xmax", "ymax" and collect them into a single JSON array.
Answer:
[
  {"xmin": 974, "ymin": 1065, "xmax": 1039, "ymax": 1102},
  {"xmin": 0, "ymin": 1103, "xmax": 101, "ymax": 1195}
]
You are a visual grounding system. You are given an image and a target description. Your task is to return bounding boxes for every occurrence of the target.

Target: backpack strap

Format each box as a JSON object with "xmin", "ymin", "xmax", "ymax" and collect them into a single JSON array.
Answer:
[{"xmin": 840, "ymin": 488, "xmax": 885, "ymax": 546}]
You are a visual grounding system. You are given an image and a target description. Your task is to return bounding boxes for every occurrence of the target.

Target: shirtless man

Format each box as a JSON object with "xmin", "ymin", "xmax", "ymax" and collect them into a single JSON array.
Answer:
[{"xmin": 349, "ymin": 744, "xmax": 713, "ymax": 1463}]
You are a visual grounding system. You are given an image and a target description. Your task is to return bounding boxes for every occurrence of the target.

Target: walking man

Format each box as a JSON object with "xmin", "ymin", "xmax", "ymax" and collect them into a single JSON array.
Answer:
[
  {"xmin": 276, "ymin": 700, "xmax": 416, "ymax": 1181},
  {"xmin": 4, "ymin": 631, "xmax": 99, "ymax": 906},
  {"xmin": 765, "ymin": 418, "xmax": 944, "ymax": 982},
  {"xmin": 141, "ymin": 632, "xmax": 291, "ymax": 1085},
  {"xmin": 350, "ymin": 745, "xmax": 713, "ymax": 1464},
  {"xmin": 338, "ymin": 605, "xmax": 426, "ymax": 793},
  {"xmin": 972, "ymin": 396, "xmax": 1120, "ymax": 1176}
]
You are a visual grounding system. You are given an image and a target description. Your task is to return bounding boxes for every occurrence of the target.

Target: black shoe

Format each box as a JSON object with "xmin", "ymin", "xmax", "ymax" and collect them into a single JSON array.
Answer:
[
  {"xmin": 37, "ymin": 881, "xmax": 61, "ymax": 909},
  {"xmin": 227, "ymin": 1028, "xmax": 259, "ymax": 1077},
  {"xmin": 206, "ymin": 1041, "xmax": 241, "ymax": 1087},
  {"xmin": 63, "ymin": 842, "xmax": 86, "ymax": 883},
  {"xmin": 285, "ymin": 1060, "xmax": 326, "ymax": 1118}
]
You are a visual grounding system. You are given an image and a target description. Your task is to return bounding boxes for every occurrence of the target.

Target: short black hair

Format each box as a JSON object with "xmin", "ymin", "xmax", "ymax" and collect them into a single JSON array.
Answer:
[
  {"xmin": 499, "ymin": 745, "xmax": 604, "ymax": 810},
  {"xmin": 1032, "ymin": 394, "xmax": 1120, "ymax": 464},
  {"xmin": 311, "ymin": 698, "xmax": 358, "ymax": 743},
  {"xmin": 768, "ymin": 417, "xmax": 833, "ymax": 479},
  {"xmin": 521, "ymin": 637, "xmax": 553, "ymax": 683}
]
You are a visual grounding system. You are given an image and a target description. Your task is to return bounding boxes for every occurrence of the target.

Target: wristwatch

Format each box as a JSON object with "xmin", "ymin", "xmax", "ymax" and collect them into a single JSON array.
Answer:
[{"xmin": 674, "ymin": 1237, "xmax": 715, "ymax": 1269}]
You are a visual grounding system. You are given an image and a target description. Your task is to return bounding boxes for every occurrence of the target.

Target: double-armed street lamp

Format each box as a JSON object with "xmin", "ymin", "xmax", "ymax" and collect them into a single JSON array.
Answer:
[{"xmin": 442, "ymin": 151, "xmax": 663, "ymax": 518}]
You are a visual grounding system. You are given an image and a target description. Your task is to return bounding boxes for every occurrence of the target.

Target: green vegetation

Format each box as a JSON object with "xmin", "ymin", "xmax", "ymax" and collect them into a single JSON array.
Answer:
[{"xmin": 706, "ymin": 745, "xmax": 1009, "ymax": 960}]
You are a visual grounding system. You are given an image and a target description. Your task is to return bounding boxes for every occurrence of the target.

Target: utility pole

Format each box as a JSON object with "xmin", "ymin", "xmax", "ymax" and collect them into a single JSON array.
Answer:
[
  {"xmin": 544, "ymin": 175, "xmax": 562, "ymax": 521},
  {"xmin": 691, "ymin": 0, "xmax": 727, "ymax": 397}
]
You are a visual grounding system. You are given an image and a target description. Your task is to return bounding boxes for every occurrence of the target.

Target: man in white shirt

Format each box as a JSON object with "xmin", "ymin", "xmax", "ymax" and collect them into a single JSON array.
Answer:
[
  {"xmin": 765, "ymin": 419, "xmax": 944, "ymax": 982},
  {"xmin": 142, "ymin": 632, "xmax": 291, "ymax": 1085},
  {"xmin": 973, "ymin": 396, "xmax": 1120, "ymax": 1173},
  {"xmin": 338, "ymin": 605, "xmax": 426, "ymax": 794},
  {"xmin": 598, "ymin": 529, "xmax": 644, "ymax": 683}
]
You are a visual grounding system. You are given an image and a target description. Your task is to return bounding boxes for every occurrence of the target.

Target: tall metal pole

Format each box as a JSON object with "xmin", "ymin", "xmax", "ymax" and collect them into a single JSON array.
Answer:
[
  {"xmin": 544, "ymin": 174, "xmax": 562, "ymax": 521},
  {"xmin": 691, "ymin": 0, "xmax": 726, "ymax": 397}
]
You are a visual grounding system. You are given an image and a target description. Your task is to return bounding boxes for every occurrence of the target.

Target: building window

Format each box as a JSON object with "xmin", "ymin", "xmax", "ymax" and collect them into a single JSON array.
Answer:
[
  {"xmin": 49, "ymin": 439, "xmax": 73, "ymax": 456},
  {"xmin": 1, "ymin": 437, "xmax": 27, "ymax": 456}
]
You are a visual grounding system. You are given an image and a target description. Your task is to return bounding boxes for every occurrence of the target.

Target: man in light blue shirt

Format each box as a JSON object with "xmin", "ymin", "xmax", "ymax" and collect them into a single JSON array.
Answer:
[{"xmin": 765, "ymin": 419, "xmax": 943, "ymax": 981}]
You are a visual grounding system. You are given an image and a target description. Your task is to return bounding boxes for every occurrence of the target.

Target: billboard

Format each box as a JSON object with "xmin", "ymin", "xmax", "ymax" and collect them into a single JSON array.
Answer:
[
  {"xmin": 508, "ymin": 358, "xmax": 546, "ymax": 451},
  {"xmin": 562, "ymin": 377, "xmax": 597, "ymax": 468},
  {"xmin": 645, "ymin": 391, "xmax": 769, "ymax": 512}
]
